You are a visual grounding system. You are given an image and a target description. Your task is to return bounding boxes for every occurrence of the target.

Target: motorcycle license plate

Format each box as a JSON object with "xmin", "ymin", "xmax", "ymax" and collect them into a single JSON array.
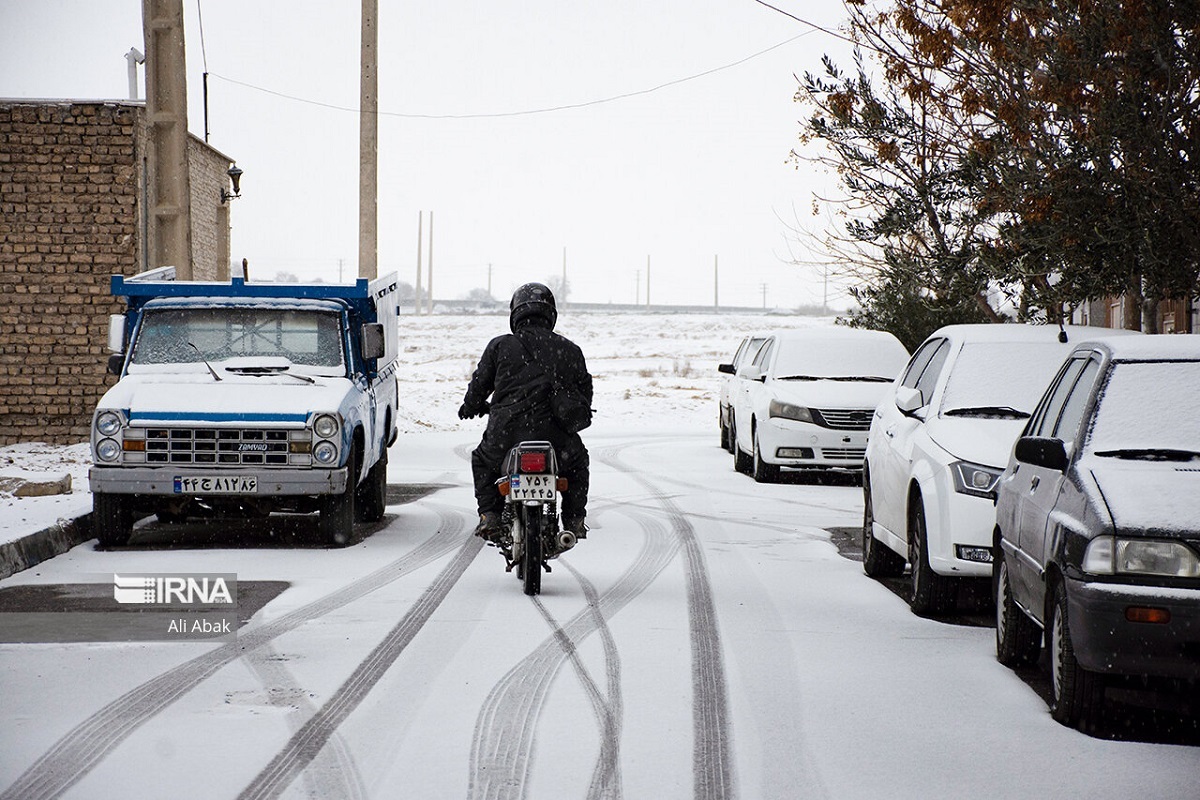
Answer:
[
  {"xmin": 509, "ymin": 473, "xmax": 555, "ymax": 501},
  {"xmin": 173, "ymin": 476, "xmax": 258, "ymax": 494}
]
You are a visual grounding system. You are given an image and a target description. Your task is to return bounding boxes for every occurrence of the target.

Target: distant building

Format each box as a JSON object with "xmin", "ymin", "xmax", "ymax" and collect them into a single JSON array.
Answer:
[
  {"xmin": 1071, "ymin": 295, "xmax": 1197, "ymax": 334},
  {"xmin": 0, "ymin": 99, "xmax": 236, "ymax": 445}
]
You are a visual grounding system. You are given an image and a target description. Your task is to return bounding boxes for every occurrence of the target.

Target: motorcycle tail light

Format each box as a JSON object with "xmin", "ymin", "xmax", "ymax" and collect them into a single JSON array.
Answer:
[{"xmin": 519, "ymin": 452, "xmax": 547, "ymax": 472}]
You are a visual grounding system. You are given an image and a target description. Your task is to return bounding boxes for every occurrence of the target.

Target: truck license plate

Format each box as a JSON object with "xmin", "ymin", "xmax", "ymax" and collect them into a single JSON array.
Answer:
[
  {"xmin": 509, "ymin": 473, "xmax": 555, "ymax": 501},
  {"xmin": 173, "ymin": 476, "xmax": 258, "ymax": 494}
]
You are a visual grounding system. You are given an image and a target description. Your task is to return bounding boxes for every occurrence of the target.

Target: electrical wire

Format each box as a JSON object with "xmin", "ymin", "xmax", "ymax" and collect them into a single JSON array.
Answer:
[{"xmin": 206, "ymin": 30, "xmax": 818, "ymax": 120}]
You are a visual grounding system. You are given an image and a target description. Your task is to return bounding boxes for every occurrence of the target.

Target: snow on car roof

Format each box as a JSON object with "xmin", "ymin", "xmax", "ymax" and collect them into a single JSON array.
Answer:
[
  {"xmin": 768, "ymin": 327, "xmax": 902, "ymax": 342},
  {"xmin": 1087, "ymin": 333, "xmax": 1200, "ymax": 361},
  {"xmin": 926, "ymin": 323, "xmax": 1133, "ymax": 344}
]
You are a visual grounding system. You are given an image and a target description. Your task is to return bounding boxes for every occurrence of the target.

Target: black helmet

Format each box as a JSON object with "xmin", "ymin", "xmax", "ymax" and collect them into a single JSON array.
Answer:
[{"xmin": 509, "ymin": 282, "xmax": 557, "ymax": 332}]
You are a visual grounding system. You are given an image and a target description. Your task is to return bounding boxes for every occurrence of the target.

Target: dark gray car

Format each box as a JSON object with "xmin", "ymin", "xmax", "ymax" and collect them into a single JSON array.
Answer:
[{"xmin": 992, "ymin": 336, "xmax": 1200, "ymax": 730}]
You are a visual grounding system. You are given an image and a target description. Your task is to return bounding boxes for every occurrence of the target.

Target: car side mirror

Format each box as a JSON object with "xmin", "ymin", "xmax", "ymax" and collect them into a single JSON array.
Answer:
[
  {"xmin": 895, "ymin": 385, "xmax": 924, "ymax": 414},
  {"xmin": 361, "ymin": 323, "xmax": 385, "ymax": 361},
  {"xmin": 1014, "ymin": 436, "xmax": 1069, "ymax": 472},
  {"xmin": 739, "ymin": 364, "xmax": 764, "ymax": 381},
  {"xmin": 717, "ymin": 363, "xmax": 735, "ymax": 375}
]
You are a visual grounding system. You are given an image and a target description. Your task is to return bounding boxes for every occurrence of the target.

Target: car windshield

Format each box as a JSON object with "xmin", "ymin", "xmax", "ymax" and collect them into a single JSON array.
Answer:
[
  {"xmin": 1087, "ymin": 361, "xmax": 1200, "ymax": 456},
  {"xmin": 940, "ymin": 342, "xmax": 1069, "ymax": 417},
  {"xmin": 130, "ymin": 307, "xmax": 345, "ymax": 372},
  {"xmin": 771, "ymin": 338, "xmax": 907, "ymax": 381}
]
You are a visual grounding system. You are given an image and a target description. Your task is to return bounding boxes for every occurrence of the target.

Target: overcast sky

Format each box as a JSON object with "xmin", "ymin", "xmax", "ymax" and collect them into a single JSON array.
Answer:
[{"xmin": 1, "ymin": 0, "xmax": 857, "ymax": 309}]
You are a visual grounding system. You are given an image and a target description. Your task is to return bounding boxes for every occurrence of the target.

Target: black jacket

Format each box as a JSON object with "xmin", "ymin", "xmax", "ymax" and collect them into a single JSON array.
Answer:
[{"xmin": 463, "ymin": 321, "xmax": 593, "ymax": 438}]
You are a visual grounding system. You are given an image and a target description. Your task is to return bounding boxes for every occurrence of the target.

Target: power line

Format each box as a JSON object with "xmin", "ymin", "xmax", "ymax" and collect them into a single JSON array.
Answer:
[{"xmin": 206, "ymin": 30, "xmax": 818, "ymax": 120}]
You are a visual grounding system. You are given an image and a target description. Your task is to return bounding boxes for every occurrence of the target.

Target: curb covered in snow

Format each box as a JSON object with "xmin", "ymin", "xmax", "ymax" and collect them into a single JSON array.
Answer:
[{"xmin": 0, "ymin": 513, "xmax": 92, "ymax": 581}]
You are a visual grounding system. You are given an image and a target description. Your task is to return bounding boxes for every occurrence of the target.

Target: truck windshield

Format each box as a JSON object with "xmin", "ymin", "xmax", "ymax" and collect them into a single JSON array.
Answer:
[{"xmin": 131, "ymin": 307, "xmax": 345, "ymax": 370}]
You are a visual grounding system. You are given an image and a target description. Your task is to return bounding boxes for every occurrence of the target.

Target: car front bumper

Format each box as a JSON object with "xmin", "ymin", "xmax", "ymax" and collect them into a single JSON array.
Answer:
[
  {"xmin": 1066, "ymin": 577, "xmax": 1200, "ymax": 680},
  {"xmin": 90, "ymin": 466, "xmax": 349, "ymax": 497},
  {"xmin": 758, "ymin": 418, "xmax": 869, "ymax": 469}
]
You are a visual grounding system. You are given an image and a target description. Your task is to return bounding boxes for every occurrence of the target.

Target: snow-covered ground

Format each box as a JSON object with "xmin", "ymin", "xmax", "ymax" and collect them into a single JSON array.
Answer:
[{"xmin": 2, "ymin": 311, "xmax": 1196, "ymax": 800}]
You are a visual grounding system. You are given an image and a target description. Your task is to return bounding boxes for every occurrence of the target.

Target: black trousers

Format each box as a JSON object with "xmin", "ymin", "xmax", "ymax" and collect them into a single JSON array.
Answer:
[{"xmin": 471, "ymin": 425, "xmax": 589, "ymax": 519}]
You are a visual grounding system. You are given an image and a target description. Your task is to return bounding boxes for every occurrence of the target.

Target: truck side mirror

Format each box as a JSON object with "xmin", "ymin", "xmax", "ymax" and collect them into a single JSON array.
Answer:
[
  {"xmin": 107, "ymin": 353, "xmax": 125, "ymax": 376},
  {"xmin": 1014, "ymin": 436, "xmax": 1069, "ymax": 472},
  {"xmin": 361, "ymin": 323, "xmax": 385, "ymax": 361},
  {"xmin": 107, "ymin": 315, "xmax": 126, "ymax": 354}
]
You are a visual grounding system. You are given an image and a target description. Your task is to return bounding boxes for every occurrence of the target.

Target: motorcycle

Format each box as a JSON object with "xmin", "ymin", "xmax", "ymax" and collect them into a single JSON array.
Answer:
[{"xmin": 492, "ymin": 440, "xmax": 578, "ymax": 595}]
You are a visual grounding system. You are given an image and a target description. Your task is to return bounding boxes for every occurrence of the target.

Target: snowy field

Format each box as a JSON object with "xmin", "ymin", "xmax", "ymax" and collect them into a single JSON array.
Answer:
[{"xmin": 0, "ymin": 311, "xmax": 830, "ymax": 543}]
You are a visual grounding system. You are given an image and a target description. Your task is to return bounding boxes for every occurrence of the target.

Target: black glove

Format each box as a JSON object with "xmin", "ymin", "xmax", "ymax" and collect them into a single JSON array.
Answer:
[{"xmin": 458, "ymin": 402, "xmax": 487, "ymax": 420}]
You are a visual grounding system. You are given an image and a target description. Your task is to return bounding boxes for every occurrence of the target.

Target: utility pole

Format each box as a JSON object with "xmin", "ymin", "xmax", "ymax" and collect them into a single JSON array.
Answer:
[
  {"xmin": 561, "ymin": 246, "xmax": 567, "ymax": 304},
  {"xmin": 426, "ymin": 211, "xmax": 434, "ymax": 314},
  {"xmin": 337, "ymin": 258, "xmax": 344, "ymax": 283},
  {"xmin": 635, "ymin": 270, "xmax": 640, "ymax": 305},
  {"xmin": 761, "ymin": 282, "xmax": 768, "ymax": 310},
  {"xmin": 487, "ymin": 263, "xmax": 493, "ymax": 299},
  {"xmin": 142, "ymin": 0, "xmax": 192, "ymax": 278},
  {"xmin": 414, "ymin": 211, "xmax": 423, "ymax": 315},
  {"xmin": 646, "ymin": 254, "xmax": 651, "ymax": 306},
  {"xmin": 358, "ymin": 0, "xmax": 378, "ymax": 279},
  {"xmin": 714, "ymin": 255, "xmax": 719, "ymax": 309}
]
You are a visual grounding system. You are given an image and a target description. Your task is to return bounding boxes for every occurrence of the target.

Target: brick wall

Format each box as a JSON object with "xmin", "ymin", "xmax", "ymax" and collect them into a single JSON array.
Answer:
[
  {"xmin": 0, "ymin": 102, "xmax": 139, "ymax": 445},
  {"xmin": 0, "ymin": 101, "xmax": 235, "ymax": 445}
]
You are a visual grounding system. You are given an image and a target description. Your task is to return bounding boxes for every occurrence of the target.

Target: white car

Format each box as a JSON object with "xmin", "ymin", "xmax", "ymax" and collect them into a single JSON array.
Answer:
[
  {"xmin": 717, "ymin": 334, "xmax": 768, "ymax": 453},
  {"xmin": 861, "ymin": 323, "xmax": 1130, "ymax": 615},
  {"xmin": 730, "ymin": 328, "xmax": 909, "ymax": 482}
]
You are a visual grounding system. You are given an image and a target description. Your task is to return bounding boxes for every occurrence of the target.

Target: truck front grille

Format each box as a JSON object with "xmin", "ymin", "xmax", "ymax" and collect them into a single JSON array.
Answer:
[{"xmin": 139, "ymin": 428, "xmax": 308, "ymax": 466}]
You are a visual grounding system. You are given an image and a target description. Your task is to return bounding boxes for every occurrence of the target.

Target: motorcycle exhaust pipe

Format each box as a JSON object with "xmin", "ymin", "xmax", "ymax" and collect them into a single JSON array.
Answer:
[{"xmin": 557, "ymin": 530, "xmax": 577, "ymax": 552}]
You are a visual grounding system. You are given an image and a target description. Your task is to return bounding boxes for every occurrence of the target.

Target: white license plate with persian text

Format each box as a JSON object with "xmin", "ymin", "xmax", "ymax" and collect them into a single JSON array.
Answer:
[
  {"xmin": 173, "ymin": 476, "xmax": 258, "ymax": 494},
  {"xmin": 509, "ymin": 473, "xmax": 555, "ymax": 501}
]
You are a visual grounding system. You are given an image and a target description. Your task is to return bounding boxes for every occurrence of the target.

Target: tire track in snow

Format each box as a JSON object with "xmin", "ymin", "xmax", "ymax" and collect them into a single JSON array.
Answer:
[
  {"xmin": 598, "ymin": 443, "xmax": 737, "ymax": 800},
  {"xmin": 467, "ymin": 507, "xmax": 678, "ymax": 800},
  {"xmin": 0, "ymin": 507, "xmax": 470, "ymax": 800},
  {"xmin": 242, "ymin": 643, "xmax": 369, "ymax": 800},
  {"xmin": 239, "ymin": 534, "xmax": 485, "ymax": 799}
]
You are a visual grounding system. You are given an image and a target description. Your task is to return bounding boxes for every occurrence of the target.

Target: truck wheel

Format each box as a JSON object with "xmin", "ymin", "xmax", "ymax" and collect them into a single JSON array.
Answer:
[
  {"xmin": 93, "ymin": 492, "xmax": 133, "ymax": 548},
  {"xmin": 356, "ymin": 446, "xmax": 387, "ymax": 523},
  {"xmin": 908, "ymin": 499, "xmax": 956, "ymax": 616},
  {"xmin": 320, "ymin": 447, "xmax": 358, "ymax": 546}
]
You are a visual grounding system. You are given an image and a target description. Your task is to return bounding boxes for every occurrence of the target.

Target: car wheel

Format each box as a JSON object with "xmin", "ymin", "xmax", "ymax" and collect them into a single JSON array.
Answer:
[
  {"xmin": 720, "ymin": 409, "xmax": 731, "ymax": 452},
  {"xmin": 994, "ymin": 547, "xmax": 1041, "ymax": 667},
  {"xmin": 752, "ymin": 429, "xmax": 780, "ymax": 483},
  {"xmin": 1049, "ymin": 581, "xmax": 1105, "ymax": 730},
  {"xmin": 862, "ymin": 476, "xmax": 904, "ymax": 577},
  {"xmin": 907, "ymin": 498, "xmax": 956, "ymax": 615},
  {"xmin": 732, "ymin": 421, "xmax": 752, "ymax": 474}
]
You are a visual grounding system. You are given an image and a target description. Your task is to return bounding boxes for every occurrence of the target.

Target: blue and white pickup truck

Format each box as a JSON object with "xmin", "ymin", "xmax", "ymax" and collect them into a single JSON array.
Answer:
[{"xmin": 89, "ymin": 267, "xmax": 399, "ymax": 546}]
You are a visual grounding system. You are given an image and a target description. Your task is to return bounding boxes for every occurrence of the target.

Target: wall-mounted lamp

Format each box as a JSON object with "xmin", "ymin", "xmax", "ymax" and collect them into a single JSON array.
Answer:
[{"xmin": 220, "ymin": 165, "xmax": 243, "ymax": 204}]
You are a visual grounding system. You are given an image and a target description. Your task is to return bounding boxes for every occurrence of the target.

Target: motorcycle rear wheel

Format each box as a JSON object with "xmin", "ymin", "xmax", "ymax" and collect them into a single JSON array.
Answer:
[{"xmin": 520, "ymin": 505, "xmax": 543, "ymax": 596}]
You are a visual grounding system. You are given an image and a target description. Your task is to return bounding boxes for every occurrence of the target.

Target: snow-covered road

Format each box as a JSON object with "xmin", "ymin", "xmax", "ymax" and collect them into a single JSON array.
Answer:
[{"xmin": 1, "ymin": 425, "xmax": 1196, "ymax": 800}]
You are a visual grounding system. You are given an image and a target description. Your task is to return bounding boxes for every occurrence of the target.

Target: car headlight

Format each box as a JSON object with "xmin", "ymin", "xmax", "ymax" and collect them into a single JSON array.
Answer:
[
  {"xmin": 313, "ymin": 441, "xmax": 338, "ymax": 465},
  {"xmin": 313, "ymin": 414, "xmax": 339, "ymax": 439},
  {"xmin": 96, "ymin": 411, "xmax": 122, "ymax": 437},
  {"xmin": 769, "ymin": 399, "xmax": 814, "ymax": 424},
  {"xmin": 950, "ymin": 460, "xmax": 1002, "ymax": 499},
  {"xmin": 1083, "ymin": 536, "xmax": 1200, "ymax": 578},
  {"xmin": 96, "ymin": 438, "xmax": 122, "ymax": 462}
]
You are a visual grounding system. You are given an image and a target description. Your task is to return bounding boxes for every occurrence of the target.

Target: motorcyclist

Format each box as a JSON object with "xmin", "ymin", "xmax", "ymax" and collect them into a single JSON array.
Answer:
[{"xmin": 458, "ymin": 282, "xmax": 592, "ymax": 539}]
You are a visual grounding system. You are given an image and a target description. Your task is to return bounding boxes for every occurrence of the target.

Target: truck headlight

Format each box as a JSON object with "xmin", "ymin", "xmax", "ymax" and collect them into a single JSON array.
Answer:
[
  {"xmin": 313, "ymin": 441, "xmax": 338, "ymax": 464},
  {"xmin": 1083, "ymin": 536, "xmax": 1200, "ymax": 578},
  {"xmin": 950, "ymin": 460, "xmax": 1002, "ymax": 499},
  {"xmin": 769, "ymin": 399, "xmax": 814, "ymax": 424},
  {"xmin": 96, "ymin": 411, "xmax": 122, "ymax": 437},
  {"xmin": 96, "ymin": 438, "xmax": 122, "ymax": 462},
  {"xmin": 313, "ymin": 414, "xmax": 339, "ymax": 439}
]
